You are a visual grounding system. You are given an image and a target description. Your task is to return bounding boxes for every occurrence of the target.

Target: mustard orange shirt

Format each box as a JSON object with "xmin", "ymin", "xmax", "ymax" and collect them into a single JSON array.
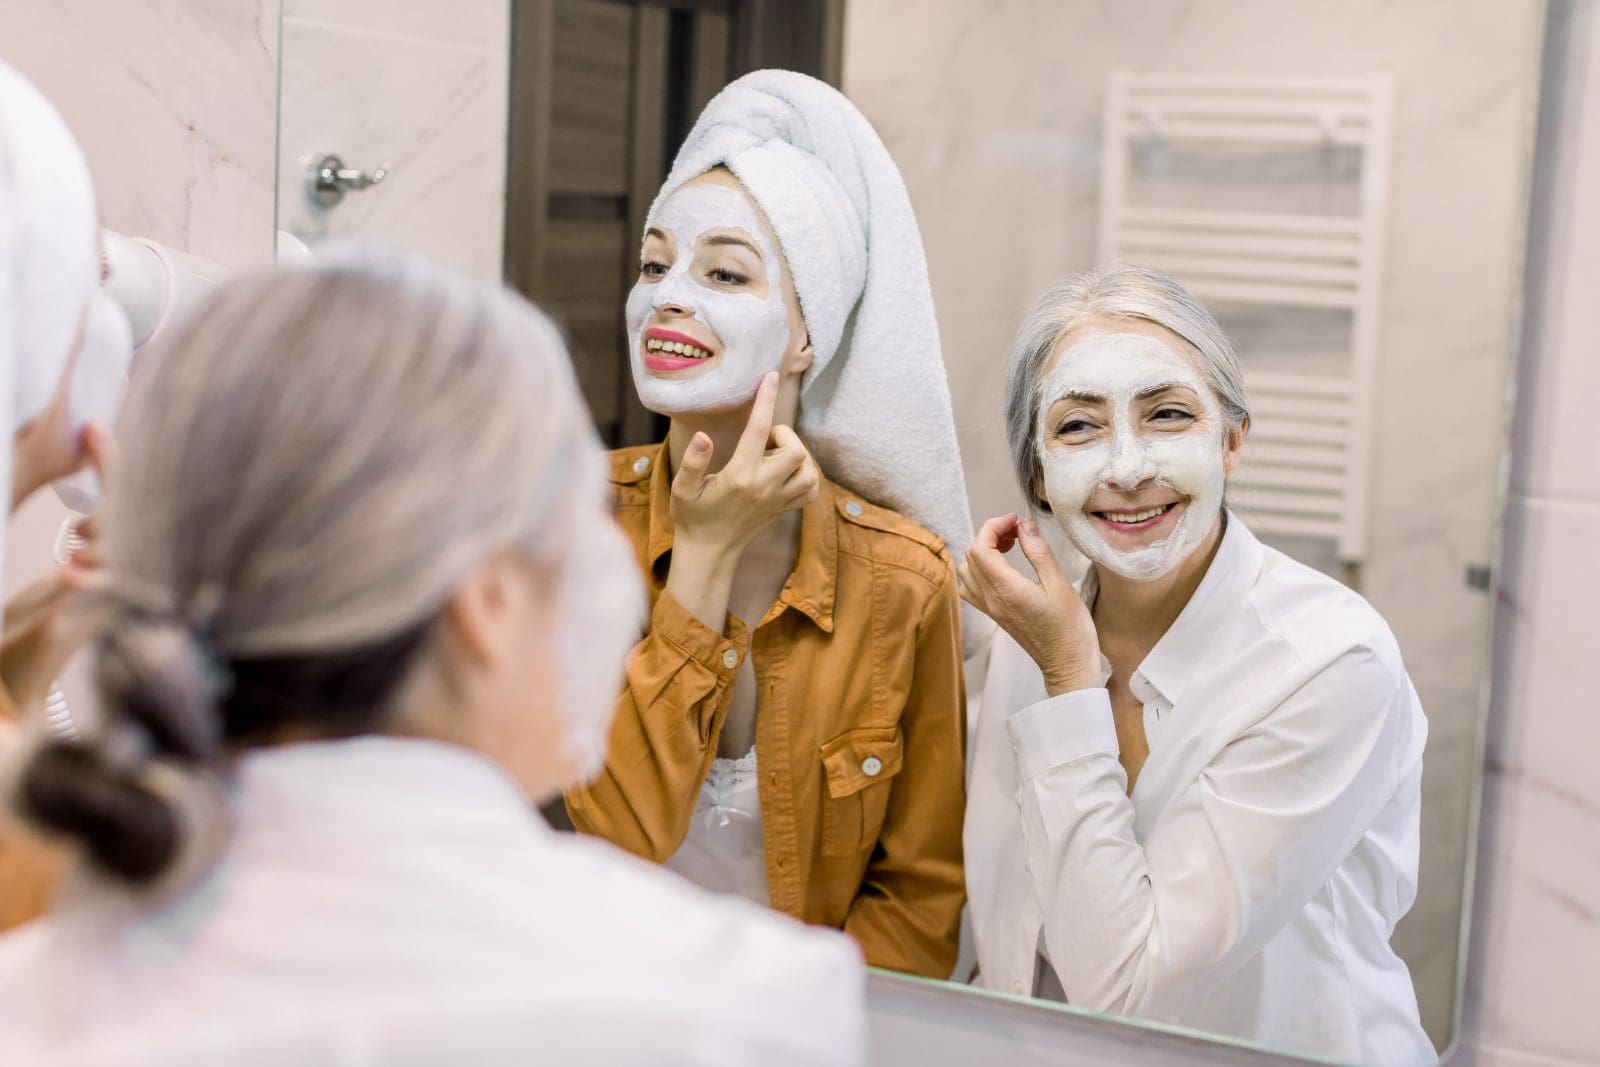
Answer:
[{"xmin": 566, "ymin": 442, "xmax": 967, "ymax": 978}]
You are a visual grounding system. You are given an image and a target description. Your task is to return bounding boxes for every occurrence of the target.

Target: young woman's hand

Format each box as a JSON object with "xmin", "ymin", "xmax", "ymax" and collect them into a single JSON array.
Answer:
[
  {"xmin": 669, "ymin": 372, "xmax": 819, "ymax": 557},
  {"xmin": 663, "ymin": 372, "xmax": 818, "ymax": 632},
  {"xmin": 958, "ymin": 514, "xmax": 1103, "ymax": 696}
]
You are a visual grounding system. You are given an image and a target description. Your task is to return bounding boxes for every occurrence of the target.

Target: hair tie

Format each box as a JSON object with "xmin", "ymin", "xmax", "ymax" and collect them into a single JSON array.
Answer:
[{"xmin": 183, "ymin": 582, "xmax": 233, "ymax": 700}]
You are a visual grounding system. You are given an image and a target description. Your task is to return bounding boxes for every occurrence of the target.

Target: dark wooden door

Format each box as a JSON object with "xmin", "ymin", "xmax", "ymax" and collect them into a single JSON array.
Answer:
[{"xmin": 504, "ymin": 0, "xmax": 842, "ymax": 447}]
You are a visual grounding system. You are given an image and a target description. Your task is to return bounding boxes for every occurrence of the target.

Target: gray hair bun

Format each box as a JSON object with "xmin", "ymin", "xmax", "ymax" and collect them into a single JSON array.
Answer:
[{"xmin": 18, "ymin": 609, "xmax": 227, "ymax": 887}]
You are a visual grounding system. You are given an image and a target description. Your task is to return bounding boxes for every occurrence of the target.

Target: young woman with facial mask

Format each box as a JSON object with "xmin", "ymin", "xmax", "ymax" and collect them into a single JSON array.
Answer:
[
  {"xmin": 960, "ymin": 266, "xmax": 1434, "ymax": 1065},
  {"xmin": 0, "ymin": 252, "xmax": 867, "ymax": 1066},
  {"xmin": 563, "ymin": 71, "xmax": 975, "ymax": 979}
]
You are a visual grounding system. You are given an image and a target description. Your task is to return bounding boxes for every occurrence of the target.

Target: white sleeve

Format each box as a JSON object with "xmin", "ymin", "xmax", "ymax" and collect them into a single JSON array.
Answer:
[{"xmin": 1010, "ymin": 646, "xmax": 1413, "ymax": 1018}]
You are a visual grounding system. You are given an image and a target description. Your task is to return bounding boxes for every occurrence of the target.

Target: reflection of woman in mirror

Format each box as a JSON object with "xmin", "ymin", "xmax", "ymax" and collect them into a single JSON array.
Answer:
[
  {"xmin": 961, "ymin": 266, "xmax": 1434, "ymax": 1063},
  {"xmin": 564, "ymin": 71, "xmax": 975, "ymax": 978},
  {"xmin": 0, "ymin": 253, "xmax": 867, "ymax": 1063}
]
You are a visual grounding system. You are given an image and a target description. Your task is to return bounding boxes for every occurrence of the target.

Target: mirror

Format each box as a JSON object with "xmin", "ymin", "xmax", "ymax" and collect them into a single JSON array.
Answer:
[
  {"xmin": 275, "ymin": 0, "xmax": 1546, "ymax": 1061},
  {"xmin": 275, "ymin": 0, "xmax": 512, "ymax": 282}
]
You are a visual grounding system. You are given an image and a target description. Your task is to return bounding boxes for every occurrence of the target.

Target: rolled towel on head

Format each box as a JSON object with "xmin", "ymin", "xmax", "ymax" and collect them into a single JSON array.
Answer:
[
  {"xmin": 650, "ymin": 69, "xmax": 991, "ymax": 657},
  {"xmin": 0, "ymin": 61, "xmax": 132, "ymax": 570}
]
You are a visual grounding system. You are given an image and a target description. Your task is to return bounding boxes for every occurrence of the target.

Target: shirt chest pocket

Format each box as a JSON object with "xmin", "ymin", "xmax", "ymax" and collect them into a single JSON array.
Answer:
[{"xmin": 818, "ymin": 727, "xmax": 904, "ymax": 857}]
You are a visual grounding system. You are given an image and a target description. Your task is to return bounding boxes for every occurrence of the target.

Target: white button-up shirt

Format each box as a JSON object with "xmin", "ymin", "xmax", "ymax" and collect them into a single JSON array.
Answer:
[
  {"xmin": 965, "ymin": 515, "xmax": 1436, "ymax": 1065},
  {"xmin": 0, "ymin": 738, "xmax": 866, "ymax": 1066}
]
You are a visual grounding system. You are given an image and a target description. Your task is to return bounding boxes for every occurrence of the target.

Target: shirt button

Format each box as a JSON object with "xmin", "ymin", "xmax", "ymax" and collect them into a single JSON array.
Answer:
[
  {"xmin": 1011, "ymin": 978, "xmax": 1025, "ymax": 994},
  {"xmin": 632, "ymin": 456, "xmax": 650, "ymax": 475},
  {"xmin": 844, "ymin": 500, "xmax": 864, "ymax": 518},
  {"xmin": 721, "ymin": 648, "xmax": 738, "ymax": 669},
  {"xmin": 861, "ymin": 755, "xmax": 883, "ymax": 777}
]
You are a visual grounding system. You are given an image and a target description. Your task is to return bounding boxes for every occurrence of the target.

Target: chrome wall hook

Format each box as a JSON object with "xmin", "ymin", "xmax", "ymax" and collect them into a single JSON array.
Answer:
[{"xmin": 305, "ymin": 153, "xmax": 391, "ymax": 209}]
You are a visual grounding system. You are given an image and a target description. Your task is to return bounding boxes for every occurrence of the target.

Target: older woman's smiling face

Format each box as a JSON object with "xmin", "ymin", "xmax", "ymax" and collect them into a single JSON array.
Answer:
[
  {"xmin": 1035, "ymin": 317, "xmax": 1240, "ymax": 582},
  {"xmin": 624, "ymin": 169, "xmax": 805, "ymax": 415}
]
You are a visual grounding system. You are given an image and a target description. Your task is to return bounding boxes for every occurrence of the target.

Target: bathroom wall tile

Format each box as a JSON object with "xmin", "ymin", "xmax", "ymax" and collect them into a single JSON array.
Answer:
[
  {"xmin": 1465, "ymin": 1046, "xmax": 1598, "ymax": 1067},
  {"xmin": 277, "ymin": 19, "xmax": 508, "ymax": 281},
  {"xmin": 1463, "ymin": 495, "xmax": 1600, "ymax": 1063},
  {"xmin": 283, "ymin": 0, "xmax": 507, "ymax": 51},
  {"xmin": 0, "ymin": 0, "xmax": 279, "ymax": 268}
]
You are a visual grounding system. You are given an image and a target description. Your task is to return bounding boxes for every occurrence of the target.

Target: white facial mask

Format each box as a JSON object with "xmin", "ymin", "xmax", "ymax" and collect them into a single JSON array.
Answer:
[
  {"xmin": 624, "ymin": 182, "xmax": 792, "ymax": 413},
  {"xmin": 1036, "ymin": 330, "xmax": 1226, "ymax": 582}
]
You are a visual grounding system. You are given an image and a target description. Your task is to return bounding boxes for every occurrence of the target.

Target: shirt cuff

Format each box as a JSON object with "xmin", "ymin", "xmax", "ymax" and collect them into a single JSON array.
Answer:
[
  {"xmin": 650, "ymin": 590, "xmax": 750, "ymax": 675},
  {"xmin": 1007, "ymin": 688, "xmax": 1118, "ymax": 780}
]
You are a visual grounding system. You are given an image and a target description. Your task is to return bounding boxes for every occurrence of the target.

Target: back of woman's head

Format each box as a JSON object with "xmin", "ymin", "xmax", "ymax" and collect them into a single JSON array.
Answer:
[{"xmin": 14, "ymin": 248, "xmax": 635, "ymax": 889}]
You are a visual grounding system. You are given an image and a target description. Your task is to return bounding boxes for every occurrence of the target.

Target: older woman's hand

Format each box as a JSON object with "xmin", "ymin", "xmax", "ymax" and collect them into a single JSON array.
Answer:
[
  {"xmin": 958, "ymin": 514, "xmax": 1103, "ymax": 696},
  {"xmin": 0, "ymin": 427, "xmax": 115, "ymax": 722},
  {"xmin": 0, "ymin": 559, "xmax": 109, "ymax": 721}
]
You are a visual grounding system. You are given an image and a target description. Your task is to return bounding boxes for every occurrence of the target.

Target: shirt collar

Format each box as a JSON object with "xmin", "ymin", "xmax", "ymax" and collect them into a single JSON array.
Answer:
[
  {"xmin": 644, "ymin": 440, "xmax": 675, "ymax": 575},
  {"xmin": 783, "ymin": 479, "xmax": 838, "ymax": 632},
  {"xmin": 642, "ymin": 440, "xmax": 837, "ymax": 634},
  {"xmin": 1136, "ymin": 511, "xmax": 1263, "ymax": 707},
  {"xmin": 1075, "ymin": 510, "xmax": 1264, "ymax": 707}
]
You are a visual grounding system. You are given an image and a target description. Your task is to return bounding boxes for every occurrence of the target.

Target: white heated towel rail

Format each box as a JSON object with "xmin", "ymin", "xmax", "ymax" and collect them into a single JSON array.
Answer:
[{"xmin": 1097, "ymin": 71, "xmax": 1394, "ymax": 570}]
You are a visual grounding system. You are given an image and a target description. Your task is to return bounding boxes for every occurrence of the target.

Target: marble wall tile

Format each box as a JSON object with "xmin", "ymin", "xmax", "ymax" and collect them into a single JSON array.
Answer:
[
  {"xmin": 1457, "ymin": 6, "xmax": 1600, "ymax": 1060},
  {"xmin": 1466, "ymin": 495, "xmax": 1600, "ymax": 1063},
  {"xmin": 277, "ymin": 4, "xmax": 509, "ymax": 281},
  {"xmin": 0, "ymin": 0, "xmax": 278, "ymax": 269},
  {"xmin": 283, "ymin": 0, "xmax": 505, "ymax": 49},
  {"xmin": 1468, "ymin": 1048, "xmax": 1597, "ymax": 1067}
]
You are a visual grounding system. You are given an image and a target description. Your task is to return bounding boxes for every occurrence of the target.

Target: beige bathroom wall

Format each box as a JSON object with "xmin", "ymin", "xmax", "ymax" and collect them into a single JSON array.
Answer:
[
  {"xmin": 276, "ymin": 0, "xmax": 510, "ymax": 281},
  {"xmin": 0, "ymin": 1, "xmax": 279, "ymax": 271},
  {"xmin": 1459, "ymin": 2, "xmax": 1600, "ymax": 1063},
  {"xmin": 843, "ymin": 0, "xmax": 1545, "ymax": 1051}
]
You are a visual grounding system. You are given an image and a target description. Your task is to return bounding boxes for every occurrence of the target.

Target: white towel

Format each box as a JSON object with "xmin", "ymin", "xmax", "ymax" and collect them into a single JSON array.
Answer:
[
  {"xmin": 0, "ymin": 61, "xmax": 131, "ymax": 568},
  {"xmin": 650, "ymin": 70, "xmax": 990, "ymax": 656}
]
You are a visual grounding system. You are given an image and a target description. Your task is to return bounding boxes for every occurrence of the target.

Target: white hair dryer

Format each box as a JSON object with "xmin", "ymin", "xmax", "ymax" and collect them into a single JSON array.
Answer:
[
  {"xmin": 42, "ymin": 233, "xmax": 228, "ymax": 739},
  {"xmin": 49, "ymin": 231, "xmax": 229, "ymax": 516}
]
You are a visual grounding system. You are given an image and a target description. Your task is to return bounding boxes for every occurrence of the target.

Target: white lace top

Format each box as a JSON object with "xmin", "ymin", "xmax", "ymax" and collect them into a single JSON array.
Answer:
[{"xmin": 665, "ymin": 746, "xmax": 769, "ymax": 907}]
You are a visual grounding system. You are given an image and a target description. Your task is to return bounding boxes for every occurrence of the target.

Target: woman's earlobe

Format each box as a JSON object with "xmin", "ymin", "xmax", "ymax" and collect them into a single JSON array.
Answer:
[
  {"xmin": 1222, "ymin": 423, "xmax": 1248, "ymax": 477},
  {"xmin": 784, "ymin": 334, "xmax": 816, "ymax": 377},
  {"xmin": 1030, "ymin": 476, "xmax": 1052, "ymax": 515},
  {"xmin": 444, "ymin": 562, "xmax": 512, "ymax": 669}
]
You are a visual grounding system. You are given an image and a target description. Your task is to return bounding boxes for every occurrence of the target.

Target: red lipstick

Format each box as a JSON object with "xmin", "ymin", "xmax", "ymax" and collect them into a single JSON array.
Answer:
[{"xmin": 641, "ymin": 327, "xmax": 716, "ymax": 373}]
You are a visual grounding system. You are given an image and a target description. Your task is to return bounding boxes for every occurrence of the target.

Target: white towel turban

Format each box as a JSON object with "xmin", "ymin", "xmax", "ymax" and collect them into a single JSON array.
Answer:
[
  {"xmin": 649, "ymin": 70, "xmax": 990, "ymax": 656},
  {"xmin": 0, "ymin": 60, "xmax": 131, "ymax": 579}
]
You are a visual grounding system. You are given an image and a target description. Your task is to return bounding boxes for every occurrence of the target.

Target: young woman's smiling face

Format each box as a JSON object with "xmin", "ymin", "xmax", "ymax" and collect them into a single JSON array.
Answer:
[
  {"xmin": 1035, "ymin": 317, "xmax": 1242, "ymax": 582},
  {"xmin": 624, "ymin": 169, "xmax": 806, "ymax": 414}
]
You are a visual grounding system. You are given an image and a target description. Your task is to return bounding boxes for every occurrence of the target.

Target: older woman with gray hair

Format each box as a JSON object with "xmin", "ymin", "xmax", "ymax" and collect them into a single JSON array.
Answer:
[
  {"xmin": 960, "ymin": 265, "xmax": 1434, "ymax": 1064},
  {"xmin": 0, "ymin": 251, "xmax": 865, "ymax": 1066}
]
